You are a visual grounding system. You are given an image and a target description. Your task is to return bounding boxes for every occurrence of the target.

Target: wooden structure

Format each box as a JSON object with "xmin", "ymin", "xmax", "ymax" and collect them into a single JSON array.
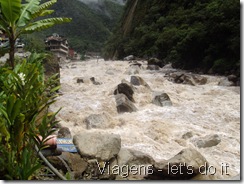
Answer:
[{"xmin": 45, "ymin": 33, "xmax": 69, "ymax": 58}]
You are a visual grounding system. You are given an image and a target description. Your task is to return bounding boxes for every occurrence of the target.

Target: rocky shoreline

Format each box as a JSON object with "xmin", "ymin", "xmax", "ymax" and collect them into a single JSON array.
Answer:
[
  {"xmin": 41, "ymin": 128, "xmax": 240, "ymax": 180},
  {"xmin": 45, "ymin": 59, "xmax": 240, "ymax": 180}
]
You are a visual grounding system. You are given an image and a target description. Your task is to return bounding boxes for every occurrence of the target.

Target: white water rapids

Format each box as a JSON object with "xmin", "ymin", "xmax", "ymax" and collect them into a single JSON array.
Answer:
[{"xmin": 50, "ymin": 59, "xmax": 240, "ymax": 180}]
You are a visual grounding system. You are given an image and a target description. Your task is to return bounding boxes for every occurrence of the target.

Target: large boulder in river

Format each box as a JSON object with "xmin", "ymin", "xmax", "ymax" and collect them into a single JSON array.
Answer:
[
  {"xmin": 73, "ymin": 131, "xmax": 121, "ymax": 161},
  {"xmin": 191, "ymin": 75, "xmax": 208, "ymax": 85},
  {"xmin": 147, "ymin": 65, "xmax": 160, "ymax": 70},
  {"xmin": 227, "ymin": 75, "xmax": 240, "ymax": 86},
  {"xmin": 114, "ymin": 83, "xmax": 135, "ymax": 102},
  {"xmin": 145, "ymin": 148, "xmax": 208, "ymax": 180},
  {"xmin": 124, "ymin": 55, "xmax": 135, "ymax": 61},
  {"xmin": 227, "ymin": 74, "xmax": 238, "ymax": 82},
  {"xmin": 116, "ymin": 148, "xmax": 155, "ymax": 180},
  {"xmin": 118, "ymin": 148, "xmax": 155, "ymax": 166},
  {"xmin": 115, "ymin": 94, "xmax": 137, "ymax": 113},
  {"xmin": 194, "ymin": 134, "xmax": 221, "ymax": 148},
  {"xmin": 166, "ymin": 72, "xmax": 207, "ymax": 86},
  {"xmin": 130, "ymin": 76, "xmax": 151, "ymax": 90},
  {"xmin": 84, "ymin": 113, "xmax": 112, "ymax": 129},
  {"xmin": 121, "ymin": 79, "xmax": 135, "ymax": 89},
  {"xmin": 152, "ymin": 92, "xmax": 172, "ymax": 107},
  {"xmin": 147, "ymin": 58, "xmax": 164, "ymax": 68},
  {"xmin": 125, "ymin": 65, "xmax": 140, "ymax": 75}
]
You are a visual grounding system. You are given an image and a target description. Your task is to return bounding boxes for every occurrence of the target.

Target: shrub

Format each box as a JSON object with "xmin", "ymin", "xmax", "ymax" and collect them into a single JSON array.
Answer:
[{"xmin": 0, "ymin": 53, "xmax": 60, "ymax": 180}]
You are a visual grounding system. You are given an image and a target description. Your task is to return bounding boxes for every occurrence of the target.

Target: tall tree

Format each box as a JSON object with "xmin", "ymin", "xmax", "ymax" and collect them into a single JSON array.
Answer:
[
  {"xmin": 0, "ymin": 0, "xmax": 72, "ymax": 69},
  {"xmin": 104, "ymin": 0, "xmax": 239, "ymax": 75}
]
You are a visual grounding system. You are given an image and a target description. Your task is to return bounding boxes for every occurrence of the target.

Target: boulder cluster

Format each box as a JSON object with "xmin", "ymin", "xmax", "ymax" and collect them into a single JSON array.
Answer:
[
  {"xmin": 47, "ymin": 125, "xmax": 217, "ymax": 180},
  {"xmin": 43, "ymin": 58, "xmax": 239, "ymax": 180}
]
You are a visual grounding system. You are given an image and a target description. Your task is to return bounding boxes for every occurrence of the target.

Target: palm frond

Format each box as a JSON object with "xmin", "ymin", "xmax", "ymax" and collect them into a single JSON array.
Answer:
[
  {"xmin": 0, "ymin": 0, "xmax": 21, "ymax": 25},
  {"xmin": 31, "ymin": 0, "xmax": 57, "ymax": 19},
  {"xmin": 17, "ymin": 0, "xmax": 40, "ymax": 27},
  {"xmin": 22, "ymin": 17, "xmax": 72, "ymax": 33}
]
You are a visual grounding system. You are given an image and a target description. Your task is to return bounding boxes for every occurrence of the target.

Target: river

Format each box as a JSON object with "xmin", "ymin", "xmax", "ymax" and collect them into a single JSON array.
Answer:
[{"xmin": 50, "ymin": 59, "xmax": 240, "ymax": 180}]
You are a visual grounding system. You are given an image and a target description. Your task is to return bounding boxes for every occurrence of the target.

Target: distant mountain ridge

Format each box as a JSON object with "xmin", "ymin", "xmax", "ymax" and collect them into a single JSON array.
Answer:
[
  {"xmin": 76, "ymin": 0, "xmax": 126, "ymax": 19},
  {"xmin": 103, "ymin": 0, "xmax": 239, "ymax": 76},
  {"xmin": 25, "ymin": 0, "xmax": 125, "ymax": 53}
]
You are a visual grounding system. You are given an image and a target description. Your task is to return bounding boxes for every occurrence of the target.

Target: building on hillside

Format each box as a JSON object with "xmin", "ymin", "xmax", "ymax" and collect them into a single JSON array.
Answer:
[{"xmin": 45, "ymin": 33, "xmax": 69, "ymax": 58}]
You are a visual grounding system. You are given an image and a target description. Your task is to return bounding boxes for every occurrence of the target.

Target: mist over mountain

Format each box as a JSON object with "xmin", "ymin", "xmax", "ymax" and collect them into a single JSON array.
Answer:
[{"xmin": 76, "ymin": 0, "xmax": 126, "ymax": 18}]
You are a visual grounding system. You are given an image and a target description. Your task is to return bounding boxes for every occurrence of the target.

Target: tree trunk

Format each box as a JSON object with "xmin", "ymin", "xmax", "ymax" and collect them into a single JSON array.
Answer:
[{"xmin": 9, "ymin": 37, "xmax": 15, "ymax": 69}]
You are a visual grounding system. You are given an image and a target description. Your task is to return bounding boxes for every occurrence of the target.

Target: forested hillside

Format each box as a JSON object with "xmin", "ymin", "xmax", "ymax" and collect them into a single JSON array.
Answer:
[
  {"xmin": 23, "ymin": 0, "xmax": 124, "ymax": 53},
  {"xmin": 104, "ymin": 0, "xmax": 240, "ymax": 75}
]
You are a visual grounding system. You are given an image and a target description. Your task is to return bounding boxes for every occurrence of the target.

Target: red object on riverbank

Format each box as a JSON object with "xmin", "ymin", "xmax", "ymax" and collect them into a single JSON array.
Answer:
[
  {"xmin": 38, "ymin": 135, "xmax": 77, "ymax": 152},
  {"xmin": 38, "ymin": 135, "xmax": 57, "ymax": 147}
]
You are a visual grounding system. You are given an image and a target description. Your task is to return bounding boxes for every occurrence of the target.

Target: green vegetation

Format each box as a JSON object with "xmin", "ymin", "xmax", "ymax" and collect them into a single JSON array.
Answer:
[
  {"xmin": 0, "ymin": 0, "xmax": 71, "ymax": 180},
  {"xmin": 104, "ymin": 0, "xmax": 240, "ymax": 75},
  {"xmin": 0, "ymin": 0, "xmax": 71, "ymax": 69},
  {"xmin": 22, "ymin": 34, "xmax": 46, "ymax": 53},
  {"xmin": 0, "ymin": 53, "xmax": 60, "ymax": 179},
  {"xmin": 28, "ymin": 0, "xmax": 124, "ymax": 53}
]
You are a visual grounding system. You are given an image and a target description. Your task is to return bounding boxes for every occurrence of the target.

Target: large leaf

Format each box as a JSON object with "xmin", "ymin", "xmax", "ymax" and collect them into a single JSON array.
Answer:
[
  {"xmin": 0, "ymin": 0, "xmax": 21, "ymax": 26},
  {"xmin": 17, "ymin": 0, "xmax": 41, "ymax": 27},
  {"xmin": 10, "ymin": 99, "xmax": 21, "ymax": 123},
  {"xmin": 31, "ymin": 0, "xmax": 57, "ymax": 19},
  {"xmin": 0, "ymin": 118, "xmax": 10, "ymax": 141},
  {"xmin": 38, "ymin": 10, "xmax": 54, "ymax": 17},
  {"xmin": 0, "ymin": 19, "xmax": 10, "ymax": 34},
  {"xmin": 0, "ymin": 105, "xmax": 11, "ymax": 126},
  {"xmin": 22, "ymin": 17, "xmax": 72, "ymax": 33},
  {"xmin": 6, "ymin": 94, "xmax": 15, "ymax": 118}
]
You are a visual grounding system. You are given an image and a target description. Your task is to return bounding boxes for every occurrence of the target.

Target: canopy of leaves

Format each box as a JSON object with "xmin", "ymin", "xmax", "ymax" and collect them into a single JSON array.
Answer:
[
  {"xmin": 104, "ymin": 0, "xmax": 240, "ymax": 75},
  {"xmin": 0, "ymin": 0, "xmax": 72, "ymax": 37},
  {"xmin": 0, "ymin": 0, "xmax": 72, "ymax": 69}
]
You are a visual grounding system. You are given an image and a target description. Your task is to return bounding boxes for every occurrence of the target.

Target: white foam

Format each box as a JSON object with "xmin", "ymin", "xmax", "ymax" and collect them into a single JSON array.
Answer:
[{"xmin": 52, "ymin": 59, "xmax": 240, "ymax": 179}]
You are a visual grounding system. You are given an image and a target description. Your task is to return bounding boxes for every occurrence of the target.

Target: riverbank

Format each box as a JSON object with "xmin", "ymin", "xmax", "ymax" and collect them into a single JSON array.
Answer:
[{"xmin": 50, "ymin": 59, "xmax": 240, "ymax": 180}]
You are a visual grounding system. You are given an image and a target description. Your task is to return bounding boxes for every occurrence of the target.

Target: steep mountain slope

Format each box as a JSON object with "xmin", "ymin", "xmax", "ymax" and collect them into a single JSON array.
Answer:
[
  {"xmin": 24, "ymin": 0, "xmax": 124, "ymax": 53},
  {"xmin": 78, "ymin": 0, "xmax": 126, "ymax": 6},
  {"xmin": 104, "ymin": 0, "xmax": 240, "ymax": 75}
]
